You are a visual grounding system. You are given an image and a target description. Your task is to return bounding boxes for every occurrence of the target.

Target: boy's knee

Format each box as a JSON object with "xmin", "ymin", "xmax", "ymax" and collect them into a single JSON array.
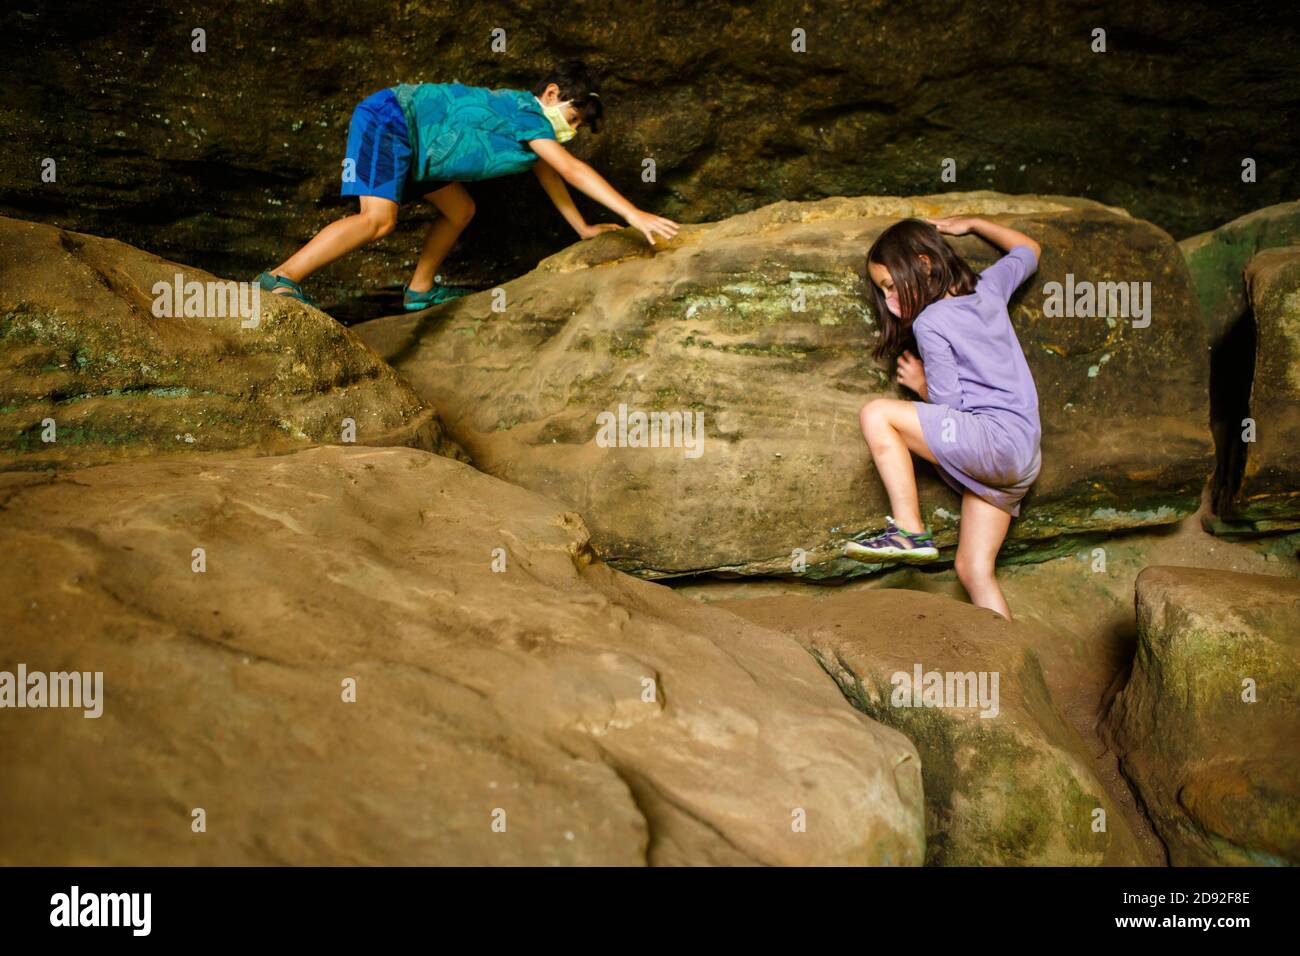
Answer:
[
  {"xmin": 361, "ymin": 208, "xmax": 398, "ymax": 239},
  {"xmin": 446, "ymin": 197, "xmax": 475, "ymax": 230}
]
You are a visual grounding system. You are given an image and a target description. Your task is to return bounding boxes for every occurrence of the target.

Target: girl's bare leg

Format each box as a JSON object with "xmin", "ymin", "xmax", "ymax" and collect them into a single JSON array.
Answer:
[
  {"xmin": 955, "ymin": 490, "xmax": 1014, "ymax": 619},
  {"xmin": 409, "ymin": 183, "xmax": 476, "ymax": 292},
  {"xmin": 860, "ymin": 398, "xmax": 938, "ymax": 535},
  {"xmin": 269, "ymin": 196, "xmax": 400, "ymax": 290}
]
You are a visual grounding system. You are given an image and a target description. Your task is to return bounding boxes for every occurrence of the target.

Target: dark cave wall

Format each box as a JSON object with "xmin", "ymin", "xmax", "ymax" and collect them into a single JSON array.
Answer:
[{"xmin": 1, "ymin": 0, "xmax": 1297, "ymax": 321}]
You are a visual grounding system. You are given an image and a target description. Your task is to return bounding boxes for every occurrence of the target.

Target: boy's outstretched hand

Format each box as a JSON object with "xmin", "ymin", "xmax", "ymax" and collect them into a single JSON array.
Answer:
[
  {"xmin": 579, "ymin": 223, "xmax": 624, "ymax": 239},
  {"xmin": 626, "ymin": 209, "xmax": 679, "ymax": 246},
  {"xmin": 529, "ymin": 139, "xmax": 679, "ymax": 247}
]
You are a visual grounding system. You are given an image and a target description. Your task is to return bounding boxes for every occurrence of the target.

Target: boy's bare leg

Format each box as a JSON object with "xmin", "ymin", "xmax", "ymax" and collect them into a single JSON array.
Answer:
[
  {"xmin": 859, "ymin": 397, "xmax": 937, "ymax": 535},
  {"xmin": 955, "ymin": 491, "xmax": 1014, "ymax": 619},
  {"xmin": 409, "ymin": 183, "xmax": 476, "ymax": 292},
  {"xmin": 269, "ymin": 196, "xmax": 399, "ymax": 291}
]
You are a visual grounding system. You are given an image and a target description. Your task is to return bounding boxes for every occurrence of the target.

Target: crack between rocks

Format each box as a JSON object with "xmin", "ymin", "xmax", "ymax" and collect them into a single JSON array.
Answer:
[{"xmin": 599, "ymin": 755, "xmax": 760, "ymax": 866}]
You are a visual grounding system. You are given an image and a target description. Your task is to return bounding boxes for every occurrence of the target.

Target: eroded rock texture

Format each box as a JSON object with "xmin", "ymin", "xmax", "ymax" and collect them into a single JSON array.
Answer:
[
  {"xmin": 0, "ymin": 445, "xmax": 924, "ymax": 865},
  {"xmin": 723, "ymin": 588, "xmax": 1146, "ymax": 866},
  {"xmin": 0, "ymin": 217, "xmax": 458, "ymax": 470},
  {"xmin": 1208, "ymin": 245, "xmax": 1300, "ymax": 528},
  {"xmin": 1107, "ymin": 566, "xmax": 1300, "ymax": 866}
]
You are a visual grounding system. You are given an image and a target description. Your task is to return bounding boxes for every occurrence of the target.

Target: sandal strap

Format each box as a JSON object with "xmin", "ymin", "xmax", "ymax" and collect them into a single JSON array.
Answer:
[
  {"xmin": 256, "ymin": 271, "xmax": 315, "ymax": 306},
  {"xmin": 852, "ymin": 520, "xmax": 932, "ymax": 550},
  {"xmin": 886, "ymin": 515, "xmax": 931, "ymax": 541},
  {"xmin": 259, "ymin": 271, "xmax": 304, "ymax": 292}
]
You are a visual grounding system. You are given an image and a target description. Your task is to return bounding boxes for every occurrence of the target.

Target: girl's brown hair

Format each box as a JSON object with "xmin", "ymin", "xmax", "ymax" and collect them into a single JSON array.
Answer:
[{"xmin": 866, "ymin": 219, "xmax": 977, "ymax": 360}]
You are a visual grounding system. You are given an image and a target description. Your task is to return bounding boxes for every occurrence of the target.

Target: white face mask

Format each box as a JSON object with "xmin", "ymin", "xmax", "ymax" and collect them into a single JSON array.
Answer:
[{"xmin": 538, "ymin": 98, "xmax": 576, "ymax": 143}]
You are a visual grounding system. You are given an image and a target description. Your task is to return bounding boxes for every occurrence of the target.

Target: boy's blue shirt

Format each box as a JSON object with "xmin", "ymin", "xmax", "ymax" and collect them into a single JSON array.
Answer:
[{"xmin": 390, "ymin": 82, "xmax": 556, "ymax": 184}]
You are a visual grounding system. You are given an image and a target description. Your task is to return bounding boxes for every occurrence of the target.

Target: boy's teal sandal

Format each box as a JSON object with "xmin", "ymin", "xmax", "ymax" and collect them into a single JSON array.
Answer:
[
  {"xmin": 403, "ymin": 279, "xmax": 475, "ymax": 311},
  {"xmin": 843, "ymin": 515, "xmax": 939, "ymax": 564},
  {"xmin": 256, "ymin": 271, "xmax": 315, "ymax": 306}
]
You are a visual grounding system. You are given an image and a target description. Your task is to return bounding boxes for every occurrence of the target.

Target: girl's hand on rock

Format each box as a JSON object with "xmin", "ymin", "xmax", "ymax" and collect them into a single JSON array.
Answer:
[
  {"xmin": 927, "ymin": 216, "xmax": 979, "ymax": 236},
  {"xmin": 579, "ymin": 223, "xmax": 623, "ymax": 240},
  {"xmin": 897, "ymin": 349, "xmax": 927, "ymax": 394},
  {"xmin": 627, "ymin": 209, "xmax": 679, "ymax": 246}
]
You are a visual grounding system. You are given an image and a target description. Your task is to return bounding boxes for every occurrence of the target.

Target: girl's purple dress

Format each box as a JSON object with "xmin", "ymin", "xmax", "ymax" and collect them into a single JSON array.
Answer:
[{"xmin": 911, "ymin": 245, "xmax": 1042, "ymax": 517}]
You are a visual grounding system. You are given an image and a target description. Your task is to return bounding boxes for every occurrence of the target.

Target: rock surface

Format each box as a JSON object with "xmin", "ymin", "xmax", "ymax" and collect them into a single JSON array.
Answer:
[
  {"xmin": 1210, "ymin": 247, "xmax": 1300, "ymax": 528},
  {"xmin": 720, "ymin": 588, "xmax": 1145, "ymax": 866},
  {"xmin": 0, "ymin": 217, "xmax": 459, "ymax": 470},
  {"xmin": 4, "ymin": 2, "xmax": 1297, "ymax": 315},
  {"xmin": 0, "ymin": 444, "xmax": 924, "ymax": 865},
  {"xmin": 357, "ymin": 192, "xmax": 1211, "ymax": 579},
  {"xmin": 1179, "ymin": 201, "xmax": 1300, "ymax": 346},
  {"xmin": 1106, "ymin": 566, "xmax": 1300, "ymax": 866}
]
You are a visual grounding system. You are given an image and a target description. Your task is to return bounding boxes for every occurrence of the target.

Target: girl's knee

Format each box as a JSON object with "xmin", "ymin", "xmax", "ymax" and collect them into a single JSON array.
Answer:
[
  {"xmin": 859, "ymin": 398, "xmax": 886, "ymax": 431},
  {"xmin": 955, "ymin": 553, "xmax": 994, "ymax": 586},
  {"xmin": 860, "ymin": 399, "xmax": 900, "ymax": 452}
]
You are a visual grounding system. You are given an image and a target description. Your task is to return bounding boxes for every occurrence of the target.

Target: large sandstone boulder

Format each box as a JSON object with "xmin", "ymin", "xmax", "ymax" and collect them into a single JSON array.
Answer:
[
  {"xmin": 0, "ymin": 217, "xmax": 460, "ymax": 470},
  {"xmin": 1207, "ymin": 246, "xmax": 1300, "ymax": 530},
  {"xmin": 1179, "ymin": 201, "xmax": 1300, "ymax": 346},
  {"xmin": 0, "ymin": 444, "xmax": 924, "ymax": 865},
  {"xmin": 356, "ymin": 192, "xmax": 1212, "ymax": 579},
  {"xmin": 720, "ymin": 588, "xmax": 1146, "ymax": 866},
  {"xmin": 1106, "ymin": 566, "xmax": 1300, "ymax": 866}
]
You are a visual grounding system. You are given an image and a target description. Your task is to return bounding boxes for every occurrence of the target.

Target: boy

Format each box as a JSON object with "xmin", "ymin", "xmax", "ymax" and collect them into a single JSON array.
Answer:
[{"xmin": 258, "ymin": 61, "xmax": 678, "ymax": 310}]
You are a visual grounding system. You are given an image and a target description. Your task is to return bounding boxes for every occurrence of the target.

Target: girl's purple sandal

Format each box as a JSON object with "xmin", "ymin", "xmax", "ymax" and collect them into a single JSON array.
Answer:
[{"xmin": 843, "ymin": 515, "xmax": 939, "ymax": 563}]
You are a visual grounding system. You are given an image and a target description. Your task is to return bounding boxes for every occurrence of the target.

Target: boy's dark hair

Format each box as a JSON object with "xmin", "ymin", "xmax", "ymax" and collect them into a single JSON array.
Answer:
[
  {"xmin": 533, "ymin": 60, "xmax": 604, "ymax": 134},
  {"xmin": 866, "ymin": 218, "xmax": 978, "ymax": 360}
]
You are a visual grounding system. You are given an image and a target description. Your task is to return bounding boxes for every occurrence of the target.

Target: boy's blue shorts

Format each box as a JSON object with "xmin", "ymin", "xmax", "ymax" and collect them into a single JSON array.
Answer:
[{"xmin": 341, "ymin": 88, "xmax": 413, "ymax": 204}]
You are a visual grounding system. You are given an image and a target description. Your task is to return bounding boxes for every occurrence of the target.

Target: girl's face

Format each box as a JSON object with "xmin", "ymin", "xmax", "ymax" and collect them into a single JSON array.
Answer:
[{"xmin": 868, "ymin": 261, "xmax": 901, "ymax": 318}]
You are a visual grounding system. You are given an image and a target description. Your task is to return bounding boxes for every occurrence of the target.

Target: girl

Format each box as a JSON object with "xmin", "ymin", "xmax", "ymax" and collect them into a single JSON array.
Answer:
[
  {"xmin": 257, "ymin": 61, "xmax": 677, "ymax": 311},
  {"xmin": 844, "ymin": 216, "xmax": 1043, "ymax": 620}
]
